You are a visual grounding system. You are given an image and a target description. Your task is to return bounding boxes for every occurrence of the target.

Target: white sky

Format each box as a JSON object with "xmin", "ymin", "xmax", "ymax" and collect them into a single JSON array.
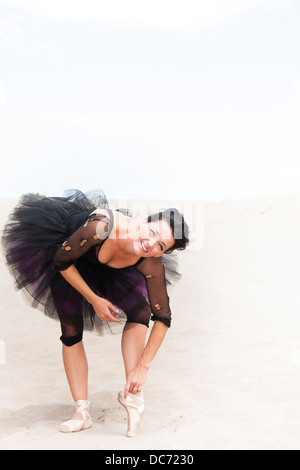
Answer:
[{"xmin": 0, "ymin": 0, "xmax": 299, "ymax": 201}]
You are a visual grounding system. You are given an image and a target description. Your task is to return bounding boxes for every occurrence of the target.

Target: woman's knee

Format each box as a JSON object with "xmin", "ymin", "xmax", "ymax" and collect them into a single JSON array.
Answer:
[
  {"xmin": 60, "ymin": 332, "xmax": 83, "ymax": 347},
  {"xmin": 123, "ymin": 321, "xmax": 148, "ymax": 332},
  {"xmin": 59, "ymin": 313, "xmax": 83, "ymax": 347},
  {"xmin": 125, "ymin": 302, "xmax": 152, "ymax": 327}
]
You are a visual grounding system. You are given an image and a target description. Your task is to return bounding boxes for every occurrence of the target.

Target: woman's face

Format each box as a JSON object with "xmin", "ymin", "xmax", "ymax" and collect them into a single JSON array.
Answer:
[{"xmin": 130, "ymin": 219, "xmax": 175, "ymax": 257}]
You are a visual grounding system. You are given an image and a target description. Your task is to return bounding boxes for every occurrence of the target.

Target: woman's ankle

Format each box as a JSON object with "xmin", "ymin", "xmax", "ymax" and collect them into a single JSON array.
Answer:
[{"xmin": 71, "ymin": 399, "xmax": 90, "ymax": 420}]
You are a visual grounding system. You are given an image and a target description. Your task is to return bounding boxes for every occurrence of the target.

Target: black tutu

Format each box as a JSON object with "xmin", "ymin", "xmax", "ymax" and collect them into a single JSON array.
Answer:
[{"xmin": 1, "ymin": 189, "xmax": 180, "ymax": 336}]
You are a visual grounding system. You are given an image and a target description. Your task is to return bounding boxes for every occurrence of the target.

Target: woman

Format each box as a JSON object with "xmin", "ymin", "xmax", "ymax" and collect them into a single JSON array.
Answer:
[{"xmin": 2, "ymin": 189, "xmax": 189, "ymax": 437}]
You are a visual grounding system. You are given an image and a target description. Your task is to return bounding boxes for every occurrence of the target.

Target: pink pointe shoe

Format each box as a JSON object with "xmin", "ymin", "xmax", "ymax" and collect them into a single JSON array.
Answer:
[
  {"xmin": 59, "ymin": 400, "xmax": 92, "ymax": 433},
  {"xmin": 118, "ymin": 391, "xmax": 144, "ymax": 437}
]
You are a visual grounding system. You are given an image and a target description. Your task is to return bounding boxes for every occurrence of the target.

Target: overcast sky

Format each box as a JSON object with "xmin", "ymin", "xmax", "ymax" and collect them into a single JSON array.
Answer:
[{"xmin": 0, "ymin": 0, "xmax": 299, "ymax": 201}]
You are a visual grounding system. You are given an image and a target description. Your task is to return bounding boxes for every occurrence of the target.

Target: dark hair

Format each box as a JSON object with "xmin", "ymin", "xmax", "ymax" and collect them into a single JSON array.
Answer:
[{"xmin": 147, "ymin": 208, "xmax": 189, "ymax": 253}]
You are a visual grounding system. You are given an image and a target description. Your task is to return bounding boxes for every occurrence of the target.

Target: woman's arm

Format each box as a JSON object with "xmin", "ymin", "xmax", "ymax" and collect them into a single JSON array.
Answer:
[
  {"xmin": 123, "ymin": 256, "xmax": 172, "ymax": 396},
  {"xmin": 60, "ymin": 265, "xmax": 119, "ymax": 322},
  {"xmin": 53, "ymin": 212, "xmax": 112, "ymax": 271},
  {"xmin": 124, "ymin": 321, "xmax": 168, "ymax": 397},
  {"xmin": 139, "ymin": 320, "xmax": 168, "ymax": 369},
  {"xmin": 54, "ymin": 212, "xmax": 119, "ymax": 322},
  {"xmin": 60, "ymin": 264, "xmax": 98, "ymax": 304}
]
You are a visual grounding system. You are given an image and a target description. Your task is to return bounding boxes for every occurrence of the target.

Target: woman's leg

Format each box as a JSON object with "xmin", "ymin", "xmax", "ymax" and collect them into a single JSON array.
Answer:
[
  {"xmin": 58, "ymin": 308, "xmax": 89, "ymax": 422},
  {"xmin": 62, "ymin": 341, "xmax": 88, "ymax": 401},
  {"xmin": 62, "ymin": 341, "xmax": 89, "ymax": 421},
  {"xmin": 119, "ymin": 323, "xmax": 147, "ymax": 437},
  {"xmin": 121, "ymin": 323, "xmax": 147, "ymax": 383}
]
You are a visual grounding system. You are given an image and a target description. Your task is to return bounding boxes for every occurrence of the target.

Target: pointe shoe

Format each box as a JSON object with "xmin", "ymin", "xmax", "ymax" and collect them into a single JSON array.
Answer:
[
  {"xmin": 60, "ymin": 400, "xmax": 92, "ymax": 433},
  {"xmin": 118, "ymin": 391, "xmax": 144, "ymax": 437}
]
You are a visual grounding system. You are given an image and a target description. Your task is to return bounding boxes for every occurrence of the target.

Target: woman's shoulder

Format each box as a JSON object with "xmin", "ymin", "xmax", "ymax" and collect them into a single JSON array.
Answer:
[
  {"xmin": 90, "ymin": 208, "xmax": 129, "ymax": 221},
  {"xmin": 112, "ymin": 209, "xmax": 133, "ymax": 238},
  {"xmin": 90, "ymin": 208, "xmax": 132, "ymax": 236}
]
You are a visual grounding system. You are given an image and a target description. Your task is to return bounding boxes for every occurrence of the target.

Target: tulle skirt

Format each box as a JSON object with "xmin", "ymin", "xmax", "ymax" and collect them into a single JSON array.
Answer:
[{"xmin": 1, "ymin": 189, "xmax": 179, "ymax": 336}]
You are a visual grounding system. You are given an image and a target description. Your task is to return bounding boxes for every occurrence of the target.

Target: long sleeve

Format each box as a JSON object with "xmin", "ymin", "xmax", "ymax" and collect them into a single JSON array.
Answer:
[
  {"xmin": 53, "ymin": 213, "xmax": 113, "ymax": 271},
  {"xmin": 136, "ymin": 256, "xmax": 172, "ymax": 327}
]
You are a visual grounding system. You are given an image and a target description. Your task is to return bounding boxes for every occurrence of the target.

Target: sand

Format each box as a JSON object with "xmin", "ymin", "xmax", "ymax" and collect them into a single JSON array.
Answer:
[{"xmin": 1, "ymin": 193, "xmax": 300, "ymax": 450}]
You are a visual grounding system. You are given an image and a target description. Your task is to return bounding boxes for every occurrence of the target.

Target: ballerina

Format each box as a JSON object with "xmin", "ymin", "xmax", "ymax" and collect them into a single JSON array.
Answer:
[{"xmin": 2, "ymin": 189, "xmax": 189, "ymax": 437}]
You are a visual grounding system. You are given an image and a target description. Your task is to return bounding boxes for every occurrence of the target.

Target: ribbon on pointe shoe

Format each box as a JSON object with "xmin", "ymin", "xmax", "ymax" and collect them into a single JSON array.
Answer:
[{"xmin": 59, "ymin": 400, "xmax": 92, "ymax": 433}]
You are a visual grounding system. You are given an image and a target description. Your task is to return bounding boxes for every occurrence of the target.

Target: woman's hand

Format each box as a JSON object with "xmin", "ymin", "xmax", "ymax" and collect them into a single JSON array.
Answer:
[
  {"xmin": 124, "ymin": 364, "xmax": 149, "ymax": 397},
  {"xmin": 92, "ymin": 297, "xmax": 120, "ymax": 322}
]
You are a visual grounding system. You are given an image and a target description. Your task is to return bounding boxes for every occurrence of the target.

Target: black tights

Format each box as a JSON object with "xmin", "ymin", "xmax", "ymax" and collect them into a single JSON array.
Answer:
[
  {"xmin": 59, "ymin": 313, "xmax": 84, "ymax": 347},
  {"xmin": 58, "ymin": 300, "xmax": 152, "ymax": 347}
]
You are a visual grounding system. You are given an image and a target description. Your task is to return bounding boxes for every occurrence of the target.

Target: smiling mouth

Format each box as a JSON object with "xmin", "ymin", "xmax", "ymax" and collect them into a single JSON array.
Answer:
[{"xmin": 140, "ymin": 241, "xmax": 148, "ymax": 253}]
